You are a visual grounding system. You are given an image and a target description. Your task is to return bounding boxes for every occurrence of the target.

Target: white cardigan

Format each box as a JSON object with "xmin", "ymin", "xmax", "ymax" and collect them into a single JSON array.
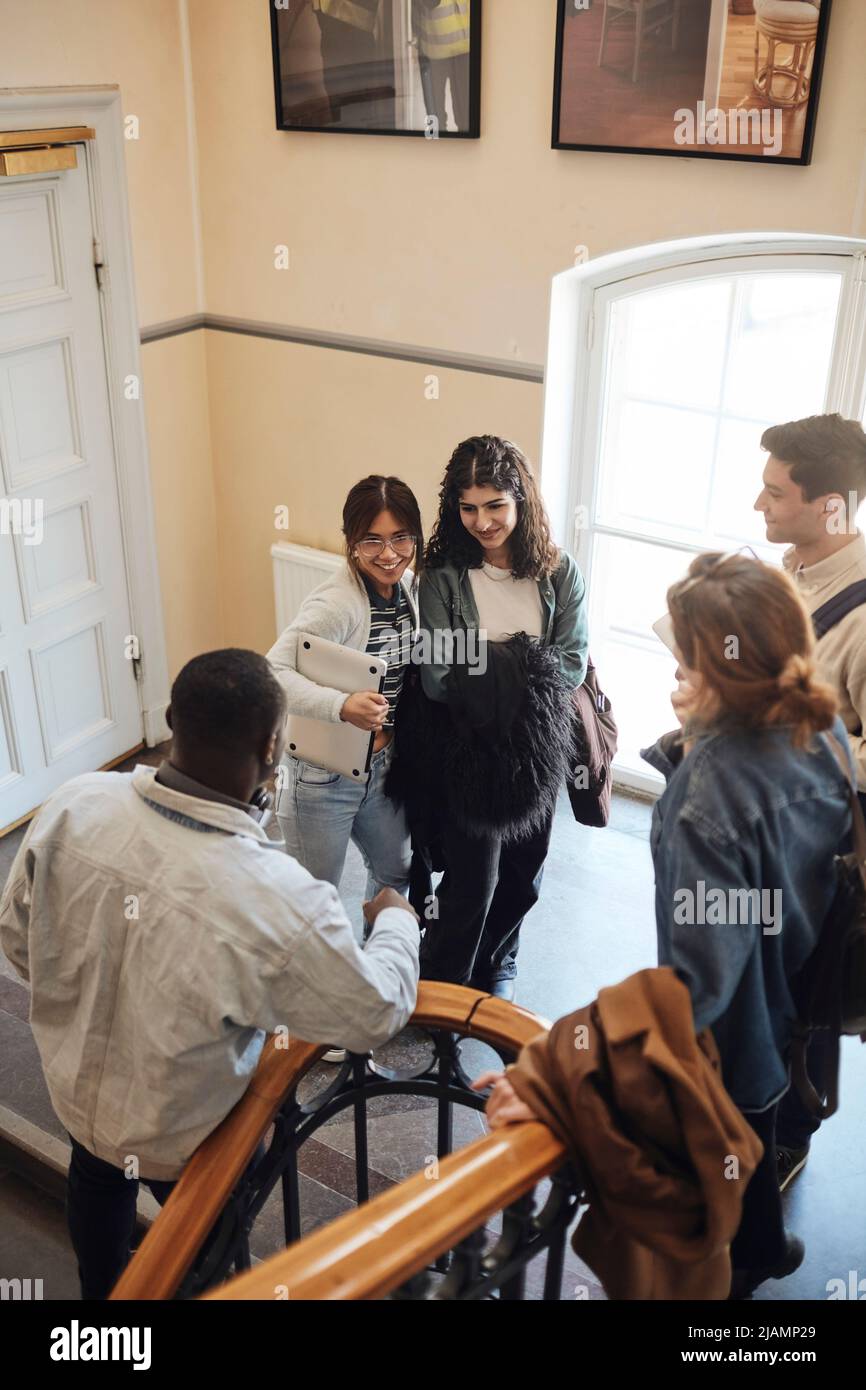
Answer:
[{"xmin": 267, "ymin": 563, "xmax": 419, "ymax": 724}]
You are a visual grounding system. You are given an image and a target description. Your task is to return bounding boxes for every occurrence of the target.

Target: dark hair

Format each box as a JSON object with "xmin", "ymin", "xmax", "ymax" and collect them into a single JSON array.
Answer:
[
  {"xmin": 667, "ymin": 553, "xmax": 836, "ymax": 748},
  {"xmin": 425, "ymin": 435, "xmax": 559, "ymax": 579},
  {"xmin": 761, "ymin": 414, "xmax": 866, "ymax": 508},
  {"xmin": 341, "ymin": 476, "xmax": 424, "ymax": 590},
  {"xmin": 169, "ymin": 650, "xmax": 286, "ymax": 752}
]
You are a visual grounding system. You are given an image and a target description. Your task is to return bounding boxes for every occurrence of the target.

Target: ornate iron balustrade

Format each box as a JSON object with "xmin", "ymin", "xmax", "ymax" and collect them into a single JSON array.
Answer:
[{"xmin": 111, "ymin": 985, "xmax": 584, "ymax": 1302}]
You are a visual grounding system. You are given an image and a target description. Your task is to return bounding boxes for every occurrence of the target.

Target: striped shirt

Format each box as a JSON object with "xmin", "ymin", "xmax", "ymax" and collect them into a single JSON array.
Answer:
[{"xmin": 362, "ymin": 575, "xmax": 414, "ymax": 728}]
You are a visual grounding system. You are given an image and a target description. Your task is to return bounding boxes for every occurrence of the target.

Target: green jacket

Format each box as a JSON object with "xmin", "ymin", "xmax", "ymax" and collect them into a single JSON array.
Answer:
[{"xmin": 418, "ymin": 552, "xmax": 589, "ymax": 703}]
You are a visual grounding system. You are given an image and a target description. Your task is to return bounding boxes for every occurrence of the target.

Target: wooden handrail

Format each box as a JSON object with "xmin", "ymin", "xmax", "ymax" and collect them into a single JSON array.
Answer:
[
  {"xmin": 203, "ymin": 1122, "xmax": 566, "ymax": 1301},
  {"xmin": 110, "ymin": 984, "xmax": 548, "ymax": 1301}
]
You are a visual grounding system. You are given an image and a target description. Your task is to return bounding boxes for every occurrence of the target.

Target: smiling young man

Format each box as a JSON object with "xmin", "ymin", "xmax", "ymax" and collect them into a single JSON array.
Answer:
[
  {"xmin": 754, "ymin": 412, "xmax": 866, "ymax": 1191},
  {"xmin": 755, "ymin": 414, "xmax": 866, "ymax": 802}
]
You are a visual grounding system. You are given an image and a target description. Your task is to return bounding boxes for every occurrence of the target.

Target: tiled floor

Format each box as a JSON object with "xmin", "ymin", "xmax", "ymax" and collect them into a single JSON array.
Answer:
[{"xmin": 1, "ymin": 757, "xmax": 864, "ymax": 1301}]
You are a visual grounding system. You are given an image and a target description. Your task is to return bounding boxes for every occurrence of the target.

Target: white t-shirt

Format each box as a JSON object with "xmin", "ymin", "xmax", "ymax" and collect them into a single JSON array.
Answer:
[{"xmin": 469, "ymin": 562, "xmax": 544, "ymax": 642}]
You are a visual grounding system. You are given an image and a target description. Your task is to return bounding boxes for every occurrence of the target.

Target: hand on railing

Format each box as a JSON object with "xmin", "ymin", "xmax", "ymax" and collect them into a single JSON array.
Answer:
[{"xmin": 471, "ymin": 1070, "xmax": 537, "ymax": 1128}]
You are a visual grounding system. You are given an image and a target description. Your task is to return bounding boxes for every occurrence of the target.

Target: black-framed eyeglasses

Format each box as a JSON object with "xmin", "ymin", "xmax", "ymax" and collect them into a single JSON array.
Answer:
[{"xmin": 357, "ymin": 534, "xmax": 417, "ymax": 559}]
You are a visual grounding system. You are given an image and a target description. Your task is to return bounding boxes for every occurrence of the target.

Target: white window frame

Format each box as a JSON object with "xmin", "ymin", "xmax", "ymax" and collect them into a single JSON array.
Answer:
[
  {"xmin": 0, "ymin": 87, "xmax": 170, "ymax": 746},
  {"xmin": 540, "ymin": 233, "xmax": 866, "ymax": 794}
]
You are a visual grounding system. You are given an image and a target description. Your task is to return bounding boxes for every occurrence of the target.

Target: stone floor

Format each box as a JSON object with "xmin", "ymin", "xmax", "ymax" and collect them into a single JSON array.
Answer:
[{"xmin": 1, "ymin": 752, "xmax": 864, "ymax": 1301}]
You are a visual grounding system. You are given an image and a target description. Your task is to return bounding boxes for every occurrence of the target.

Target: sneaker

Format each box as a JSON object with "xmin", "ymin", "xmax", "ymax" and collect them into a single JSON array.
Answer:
[
  {"xmin": 777, "ymin": 1143, "xmax": 810, "ymax": 1192},
  {"xmin": 322, "ymin": 1048, "xmax": 347, "ymax": 1064},
  {"xmin": 730, "ymin": 1231, "xmax": 805, "ymax": 1300}
]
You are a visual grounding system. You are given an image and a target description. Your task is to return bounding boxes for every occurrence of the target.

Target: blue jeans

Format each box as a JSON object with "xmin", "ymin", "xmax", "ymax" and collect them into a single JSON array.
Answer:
[{"xmin": 275, "ymin": 742, "xmax": 411, "ymax": 903}]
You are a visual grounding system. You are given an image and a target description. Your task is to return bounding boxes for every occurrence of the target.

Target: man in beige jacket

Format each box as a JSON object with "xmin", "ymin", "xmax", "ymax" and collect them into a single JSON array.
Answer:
[
  {"xmin": 754, "ymin": 411, "xmax": 866, "ymax": 1189},
  {"xmin": 0, "ymin": 648, "xmax": 420, "ymax": 1298}
]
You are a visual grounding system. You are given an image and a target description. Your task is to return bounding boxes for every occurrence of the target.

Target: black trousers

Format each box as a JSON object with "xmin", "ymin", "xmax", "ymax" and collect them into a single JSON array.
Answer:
[
  {"xmin": 731, "ymin": 1102, "xmax": 787, "ymax": 1274},
  {"xmin": 67, "ymin": 1136, "xmax": 180, "ymax": 1300},
  {"xmin": 419, "ymin": 811, "xmax": 554, "ymax": 987},
  {"xmin": 66, "ymin": 1135, "xmax": 265, "ymax": 1300}
]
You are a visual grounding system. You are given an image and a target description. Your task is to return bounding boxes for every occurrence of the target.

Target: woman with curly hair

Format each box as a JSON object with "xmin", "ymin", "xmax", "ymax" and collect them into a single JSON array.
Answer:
[{"xmin": 397, "ymin": 434, "xmax": 589, "ymax": 996}]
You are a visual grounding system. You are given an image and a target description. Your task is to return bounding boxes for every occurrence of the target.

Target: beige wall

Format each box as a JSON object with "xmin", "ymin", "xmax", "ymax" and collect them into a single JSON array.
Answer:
[
  {"xmin": 205, "ymin": 330, "xmax": 542, "ymax": 652},
  {"xmin": 7, "ymin": 0, "xmax": 866, "ymax": 663},
  {"xmin": 141, "ymin": 332, "xmax": 222, "ymax": 674},
  {"xmin": 187, "ymin": 0, "xmax": 866, "ymax": 651},
  {"xmin": 0, "ymin": 0, "xmax": 199, "ymax": 326},
  {"xmin": 1, "ymin": 0, "xmax": 218, "ymax": 674},
  {"xmin": 190, "ymin": 0, "xmax": 866, "ymax": 364}
]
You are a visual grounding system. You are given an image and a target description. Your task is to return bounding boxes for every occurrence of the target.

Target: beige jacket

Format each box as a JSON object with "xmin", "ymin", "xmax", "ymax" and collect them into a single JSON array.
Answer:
[
  {"xmin": 784, "ymin": 532, "xmax": 866, "ymax": 790},
  {"xmin": 0, "ymin": 766, "xmax": 419, "ymax": 1180}
]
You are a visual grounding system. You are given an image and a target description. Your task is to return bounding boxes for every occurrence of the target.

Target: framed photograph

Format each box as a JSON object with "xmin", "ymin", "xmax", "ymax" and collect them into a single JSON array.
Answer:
[
  {"xmin": 270, "ymin": 0, "xmax": 482, "ymax": 138},
  {"xmin": 552, "ymin": 0, "xmax": 832, "ymax": 165}
]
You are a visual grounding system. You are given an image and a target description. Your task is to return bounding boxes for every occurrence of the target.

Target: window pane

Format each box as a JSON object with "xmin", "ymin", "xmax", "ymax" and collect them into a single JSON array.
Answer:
[
  {"xmin": 588, "ymin": 534, "xmax": 690, "ymax": 777},
  {"xmin": 609, "ymin": 278, "xmax": 731, "ymax": 413},
  {"xmin": 723, "ymin": 275, "xmax": 841, "ymax": 422},
  {"xmin": 598, "ymin": 399, "xmax": 716, "ymax": 542},
  {"xmin": 709, "ymin": 418, "xmax": 778, "ymax": 549},
  {"xmin": 589, "ymin": 266, "xmax": 844, "ymax": 785}
]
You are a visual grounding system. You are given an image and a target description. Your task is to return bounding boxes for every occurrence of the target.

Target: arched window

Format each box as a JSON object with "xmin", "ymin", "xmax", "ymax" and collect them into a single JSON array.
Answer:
[{"xmin": 541, "ymin": 233, "xmax": 866, "ymax": 791}]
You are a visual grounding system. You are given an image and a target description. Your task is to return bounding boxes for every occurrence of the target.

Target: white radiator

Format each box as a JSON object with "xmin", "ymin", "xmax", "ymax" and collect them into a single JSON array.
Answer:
[{"xmin": 271, "ymin": 541, "xmax": 343, "ymax": 636}]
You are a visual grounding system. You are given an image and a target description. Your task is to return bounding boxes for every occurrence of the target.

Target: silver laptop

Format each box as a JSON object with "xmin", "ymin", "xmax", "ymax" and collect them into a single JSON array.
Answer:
[{"xmin": 284, "ymin": 633, "xmax": 388, "ymax": 781}]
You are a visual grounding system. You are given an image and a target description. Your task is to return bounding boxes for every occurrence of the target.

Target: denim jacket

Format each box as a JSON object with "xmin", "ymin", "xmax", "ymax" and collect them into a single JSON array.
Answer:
[
  {"xmin": 642, "ymin": 717, "xmax": 853, "ymax": 1111},
  {"xmin": 418, "ymin": 551, "xmax": 589, "ymax": 703}
]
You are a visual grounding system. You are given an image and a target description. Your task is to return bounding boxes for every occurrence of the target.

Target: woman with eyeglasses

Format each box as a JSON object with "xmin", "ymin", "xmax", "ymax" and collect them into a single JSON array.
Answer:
[{"xmin": 267, "ymin": 476, "xmax": 422, "ymax": 931}]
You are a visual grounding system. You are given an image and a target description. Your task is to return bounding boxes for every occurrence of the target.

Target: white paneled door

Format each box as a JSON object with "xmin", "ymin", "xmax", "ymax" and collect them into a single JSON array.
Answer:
[{"xmin": 0, "ymin": 152, "xmax": 142, "ymax": 830}]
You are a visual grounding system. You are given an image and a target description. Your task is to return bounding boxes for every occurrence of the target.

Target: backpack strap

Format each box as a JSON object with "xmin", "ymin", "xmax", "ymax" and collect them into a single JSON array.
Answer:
[
  {"xmin": 812, "ymin": 580, "xmax": 866, "ymax": 641},
  {"xmin": 790, "ymin": 732, "xmax": 866, "ymax": 1120},
  {"xmin": 790, "ymin": 1028, "xmax": 840, "ymax": 1120},
  {"xmin": 825, "ymin": 732, "xmax": 866, "ymax": 893}
]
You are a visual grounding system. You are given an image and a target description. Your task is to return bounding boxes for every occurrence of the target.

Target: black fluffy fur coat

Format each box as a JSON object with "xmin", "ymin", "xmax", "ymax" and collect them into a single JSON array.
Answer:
[{"xmin": 385, "ymin": 633, "xmax": 575, "ymax": 845}]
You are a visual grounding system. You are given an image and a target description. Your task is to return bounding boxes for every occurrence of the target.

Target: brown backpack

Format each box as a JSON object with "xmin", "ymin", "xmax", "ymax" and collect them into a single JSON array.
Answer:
[{"xmin": 567, "ymin": 658, "xmax": 618, "ymax": 829}]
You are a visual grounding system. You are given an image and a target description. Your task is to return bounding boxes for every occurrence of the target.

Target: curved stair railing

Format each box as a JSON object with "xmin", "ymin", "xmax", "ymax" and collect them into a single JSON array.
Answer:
[
  {"xmin": 110, "ymin": 983, "xmax": 582, "ymax": 1302},
  {"xmin": 202, "ymin": 1121, "xmax": 573, "ymax": 1301}
]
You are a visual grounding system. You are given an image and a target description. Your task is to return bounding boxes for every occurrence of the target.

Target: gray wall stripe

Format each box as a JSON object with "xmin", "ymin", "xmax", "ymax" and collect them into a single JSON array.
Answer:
[
  {"xmin": 140, "ymin": 312, "xmax": 544, "ymax": 383},
  {"xmin": 140, "ymin": 314, "xmax": 205, "ymax": 343}
]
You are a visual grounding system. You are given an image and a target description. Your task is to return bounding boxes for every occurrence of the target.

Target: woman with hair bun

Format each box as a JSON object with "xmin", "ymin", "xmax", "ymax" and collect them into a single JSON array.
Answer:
[{"xmin": 642, "ymin": 550, "xmax": 854, "ymax": 1298}]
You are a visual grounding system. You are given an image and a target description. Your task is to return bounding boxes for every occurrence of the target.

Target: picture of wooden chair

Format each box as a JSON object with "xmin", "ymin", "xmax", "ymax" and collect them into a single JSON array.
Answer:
[
  {"xmin": 753, "ymin": 0, "xmax": 821, "ymax": 109},
  {"xmin": 597, "ymin": 0, "xmax": 682, "ymax": 85}
]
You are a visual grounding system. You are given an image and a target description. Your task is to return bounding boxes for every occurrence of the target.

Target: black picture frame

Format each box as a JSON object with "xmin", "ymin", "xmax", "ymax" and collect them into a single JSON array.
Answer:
[
  {"xmin": 551, "ymin": 0, "xmax": 832, "ymax": 166},
  {"xmin": 270, "ymin": 0, "xmax": 482, "ymax": 139}
]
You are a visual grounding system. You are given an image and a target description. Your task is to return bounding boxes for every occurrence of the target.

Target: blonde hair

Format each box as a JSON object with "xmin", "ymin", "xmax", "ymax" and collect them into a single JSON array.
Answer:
[{"xmin": 667, "ymin": 553, "xmax": 837, "ymax": 748}]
